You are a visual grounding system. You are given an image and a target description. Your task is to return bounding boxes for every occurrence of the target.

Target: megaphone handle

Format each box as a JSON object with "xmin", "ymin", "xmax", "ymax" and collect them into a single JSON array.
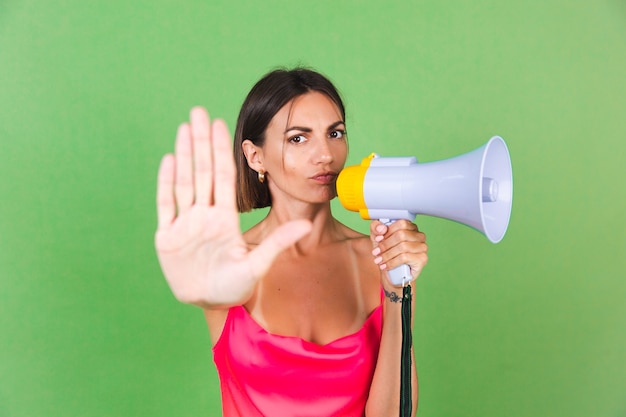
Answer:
[
  {"xmin": 388, "ymin": 264, "xmax": 412, "ymax": 287},
  {"xmin": 380, "ymin": 218, "xmax": 412, "ymax": 287}
]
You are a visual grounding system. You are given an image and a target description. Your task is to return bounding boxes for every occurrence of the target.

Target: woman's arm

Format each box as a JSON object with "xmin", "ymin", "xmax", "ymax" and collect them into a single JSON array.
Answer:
[{"xmin": 365, "ymin": 220, "xmax": 427, "ymax": 417}]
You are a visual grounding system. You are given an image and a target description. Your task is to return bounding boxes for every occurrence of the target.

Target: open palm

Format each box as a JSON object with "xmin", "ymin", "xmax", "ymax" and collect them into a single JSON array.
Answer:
[{"xmin": 155, "ymin": 107, "xmax": 311, "ymax": 308}]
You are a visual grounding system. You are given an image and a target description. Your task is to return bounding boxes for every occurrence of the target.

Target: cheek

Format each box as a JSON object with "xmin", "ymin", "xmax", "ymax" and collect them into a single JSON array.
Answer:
[
  {"xmin": 262, "ymin": 141, "xmax": 286, "ymax": 172},
  {"xmin": 333, "ymin": 142, "xmax": 348, "ymax": 165},
  {"xmin": 265, "ymin": 150, "xmax": 299, "ymax": 183},
  {"xmin": 277, "ymin": 150, "xmax": 298, "ymax": 173}
]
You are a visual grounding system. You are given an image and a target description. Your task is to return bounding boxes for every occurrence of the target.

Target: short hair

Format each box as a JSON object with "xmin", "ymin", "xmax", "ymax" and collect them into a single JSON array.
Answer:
[{"xmin": 234, "ymin": 67, "xmax": 346, "ymax": 212}]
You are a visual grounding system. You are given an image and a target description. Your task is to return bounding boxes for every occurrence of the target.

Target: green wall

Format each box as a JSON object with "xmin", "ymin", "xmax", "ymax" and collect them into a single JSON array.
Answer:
[{"xmin": 1, "ymin": 1, "xmax": 625, "ymax": 416}]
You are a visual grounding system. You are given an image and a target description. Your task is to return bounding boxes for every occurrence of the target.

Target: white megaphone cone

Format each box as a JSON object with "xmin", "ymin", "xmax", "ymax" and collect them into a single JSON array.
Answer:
[{"xmin": 337, "ymin": 136, "xmax": 513, "ymax": 286}]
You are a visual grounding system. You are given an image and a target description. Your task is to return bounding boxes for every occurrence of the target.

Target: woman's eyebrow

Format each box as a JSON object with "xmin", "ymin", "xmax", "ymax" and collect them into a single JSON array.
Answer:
[
  {"xmin": 284, "ymin": 126, "xmax": 312, "ymax": 134},
  {"xmin": 283, "ymin": 120, "xmax": 345, "ymax": 134},
  {"xmin": 327, "ymin": 120, "xmax": 345, "ymax": 130}
]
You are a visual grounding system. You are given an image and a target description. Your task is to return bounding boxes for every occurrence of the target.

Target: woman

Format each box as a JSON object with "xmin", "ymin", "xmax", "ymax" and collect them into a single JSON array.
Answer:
[{"xmin": 155, "ymin": 68, "xmax": 428, "ymax": 417}]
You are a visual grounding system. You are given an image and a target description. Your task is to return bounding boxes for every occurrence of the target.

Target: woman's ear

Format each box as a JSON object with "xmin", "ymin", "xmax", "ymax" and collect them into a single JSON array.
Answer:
[{"xmin": 241, "ymin": 140, "xmax": 264, "ymax": 172}]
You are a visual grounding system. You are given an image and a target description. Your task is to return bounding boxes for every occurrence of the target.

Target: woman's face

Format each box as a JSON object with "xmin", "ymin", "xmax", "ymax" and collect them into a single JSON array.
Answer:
[{"xmin": 261, "ymin": 91, "xmax": 348, "ymax": 206}]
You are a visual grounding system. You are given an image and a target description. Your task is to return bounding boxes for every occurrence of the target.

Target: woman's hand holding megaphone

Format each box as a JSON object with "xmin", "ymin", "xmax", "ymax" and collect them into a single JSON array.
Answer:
[{"xmin": 369, "ymin": 219, "xmax": 428, "ymax": 289}]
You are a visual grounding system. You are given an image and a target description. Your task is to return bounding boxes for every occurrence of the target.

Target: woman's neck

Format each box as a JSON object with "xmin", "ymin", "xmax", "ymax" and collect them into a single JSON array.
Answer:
[{"xmin": 254, "ymin": 201, "xmax": 345, "ymax": 253}]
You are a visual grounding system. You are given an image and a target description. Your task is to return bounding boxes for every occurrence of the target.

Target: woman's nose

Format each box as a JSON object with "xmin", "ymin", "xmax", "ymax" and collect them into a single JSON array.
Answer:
[{"xmin": 313, "ymin": 137, "xmax": 333, "ymax": 163}]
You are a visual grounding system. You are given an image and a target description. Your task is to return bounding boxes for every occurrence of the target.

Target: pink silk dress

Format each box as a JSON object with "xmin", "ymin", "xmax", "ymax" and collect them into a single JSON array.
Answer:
[{"xmin": 213, "ymin": 304, "xmax": 383, "ymax": 417}]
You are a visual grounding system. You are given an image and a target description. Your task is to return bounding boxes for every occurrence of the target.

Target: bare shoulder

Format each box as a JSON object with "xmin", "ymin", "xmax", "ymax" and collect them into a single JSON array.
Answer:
[
  {"xmin": 203, "ymin": 308, "xmax": 229, "ymax": 346},
  {"xmin": 338, "ymin": 222, "xmax": 367, "ymax": 239},
  {"xmin": 336, "ymin": 222, "xmax": 375, "ymax": 260},
  {"xmin": 335, "ymin": 222, "xmax": 381, "ymax": 309}
]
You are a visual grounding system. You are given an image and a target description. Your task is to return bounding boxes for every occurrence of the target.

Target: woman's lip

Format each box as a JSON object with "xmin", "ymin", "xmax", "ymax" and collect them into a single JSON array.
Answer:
[{"xmin": 311, "ymin": 173, "xmax": 337, "ymax": 184}]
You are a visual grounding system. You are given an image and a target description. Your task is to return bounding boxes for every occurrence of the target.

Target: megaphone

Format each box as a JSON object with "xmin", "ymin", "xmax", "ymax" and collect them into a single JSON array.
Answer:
[{"xmin": 337, "ymin": 136, "xmax": 513, "ymax": 286}]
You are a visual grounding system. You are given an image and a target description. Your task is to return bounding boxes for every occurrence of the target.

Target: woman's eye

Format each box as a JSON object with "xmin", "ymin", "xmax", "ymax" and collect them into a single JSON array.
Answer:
[
  {"xmin": 289, "ymin": 135, "xmax": 306, "ymax": 144},
  {"xmin": 329, "ymin": 129, "xmax": 346, "ymax": 139}
]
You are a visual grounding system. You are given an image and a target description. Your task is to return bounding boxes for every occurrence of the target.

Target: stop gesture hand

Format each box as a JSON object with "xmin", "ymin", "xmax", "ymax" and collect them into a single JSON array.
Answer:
[{"xmin": 155, "ymin": 107, "xmax": 311, "ymax": 308}]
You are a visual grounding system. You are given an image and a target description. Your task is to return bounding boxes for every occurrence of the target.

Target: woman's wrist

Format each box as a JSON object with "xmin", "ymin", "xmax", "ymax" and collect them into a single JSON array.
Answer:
[
  {"xmin": 383, "ymin": 287, "xmax": 405, "ymax": 304},
  {"xmin": 382, "ymin": 282, "xmax": 415, "ymax": 304}
]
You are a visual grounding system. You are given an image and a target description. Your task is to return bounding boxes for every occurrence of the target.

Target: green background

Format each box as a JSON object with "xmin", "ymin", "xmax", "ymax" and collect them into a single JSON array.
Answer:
[{"xmin": 1, "ymin": 1, "xmax": 625, "ymax": 416}]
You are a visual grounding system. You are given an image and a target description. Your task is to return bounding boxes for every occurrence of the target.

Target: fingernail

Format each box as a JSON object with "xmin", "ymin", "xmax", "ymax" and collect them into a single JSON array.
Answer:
[
  {"xmin": 375, "ymin": 235, "xmax": 384, "ymax": 242},
  {"xmin": 372, "ymin": 247, "xmax": 380, "ymax": 256},
  {"xmin": 374, "ymin": 256, "xmax": 383, "ymax": 264}
]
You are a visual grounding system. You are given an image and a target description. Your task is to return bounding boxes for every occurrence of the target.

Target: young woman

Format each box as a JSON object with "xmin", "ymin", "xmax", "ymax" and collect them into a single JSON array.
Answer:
[{"xmin": 155, "ymin": 68, "xmax": 428, "ymax": 417}]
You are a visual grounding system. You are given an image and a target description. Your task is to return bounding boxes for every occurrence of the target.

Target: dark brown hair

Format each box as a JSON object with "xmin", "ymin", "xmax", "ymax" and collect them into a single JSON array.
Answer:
[{"xmin": 234, "ymin": 67, "xmax": 346, "ymax": 212}]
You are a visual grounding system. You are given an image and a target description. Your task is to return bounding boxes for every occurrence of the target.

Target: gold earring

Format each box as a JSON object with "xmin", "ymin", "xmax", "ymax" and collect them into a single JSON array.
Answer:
[{"xmin": 258, "ymin": 170, "xmax": 265, "ymax": 183}]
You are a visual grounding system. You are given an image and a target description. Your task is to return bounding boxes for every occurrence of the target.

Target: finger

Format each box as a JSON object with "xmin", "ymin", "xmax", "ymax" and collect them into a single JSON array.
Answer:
[
  {"xmin": 378, "ymin": 239, "xmax": 428, "ymax": 264},
  {"xmin": 370, "ymin": 220, "xmax": 388, "ymax": 244},
  {"xmin": 387, "ymin": 219, "xmax": 419, "ymax": 233},
  {"xmin": 375, "ymin": 228, "xmax": 426, "ymax": 255},
  {"xmin": 372, "ymin": 226, "xmax": 427, "ymax": 269},
  {"xmin": 190, "ymin": 107, "xmax": 212, "ymax": 206},
  {"xmin": 248, "ymin": 220, "xmax": 313, "ymax": 277},
  {"xmin": 211, "ymin": 119, "xmax": 237, "ymax": 209},
  {"xmin": 376, "ymin": 220, "xmax": 422, "ymax": 245},
  {"xmin": 408, "ymin": 251, "xmax": 429, "ymax": 278},
  {"xmin": 376, "ymin": 243, "xmax": 428, "ymax": 279},
  {"xmin": 370, "ymin": 219, "xmax": 419, "ymax": 246},
  {"xmin": 175, "ymin": 123, "xmax": 194, "ymax": 213},
  {"xmin": 156, "ymin": 153, "xmax": 176, "ymax": 230}
]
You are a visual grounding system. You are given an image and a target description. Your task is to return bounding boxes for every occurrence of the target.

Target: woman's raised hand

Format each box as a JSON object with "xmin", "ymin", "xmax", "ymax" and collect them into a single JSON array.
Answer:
[{"xmin": 155, "ymin": 107, "xmax": 311, "ymax": 308}]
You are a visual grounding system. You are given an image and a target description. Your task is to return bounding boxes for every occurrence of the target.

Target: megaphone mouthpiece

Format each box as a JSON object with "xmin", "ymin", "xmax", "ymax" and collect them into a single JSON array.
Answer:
[{"xmin": 482, "ymin": 177, "xmax": 498, "ymax": 203}]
